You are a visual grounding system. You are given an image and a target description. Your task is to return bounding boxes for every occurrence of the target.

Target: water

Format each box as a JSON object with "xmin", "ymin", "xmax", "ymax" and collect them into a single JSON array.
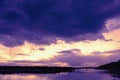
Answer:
[{"xmin": 0, "ymin": 69, "xmax": 119, "ymax": 80}]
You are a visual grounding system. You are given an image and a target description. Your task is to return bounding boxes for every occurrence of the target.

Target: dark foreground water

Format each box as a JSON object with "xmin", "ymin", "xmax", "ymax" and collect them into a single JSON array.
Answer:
[{"xmin": 0, "ymin": 69, "xmax": 119, "ymax": 80}]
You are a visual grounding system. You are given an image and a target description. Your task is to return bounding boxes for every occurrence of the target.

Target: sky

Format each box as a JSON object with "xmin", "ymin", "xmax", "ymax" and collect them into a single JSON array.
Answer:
[{"xmin": 0, "ymin": 0, "xmax": 120, "ymax": 67}]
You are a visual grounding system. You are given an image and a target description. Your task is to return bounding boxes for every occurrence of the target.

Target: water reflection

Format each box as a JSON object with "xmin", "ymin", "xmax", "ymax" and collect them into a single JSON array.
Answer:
[
  {"xmin": 0, "ymin": 74, "xmax": 49, "ymax": 80},
  {"xmin": 0, "ymin": 69, "xmax": 119, "ymax": 80}
]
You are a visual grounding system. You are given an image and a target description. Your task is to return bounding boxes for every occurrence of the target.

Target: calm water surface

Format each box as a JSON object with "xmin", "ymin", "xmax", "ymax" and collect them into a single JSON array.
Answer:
[{"xmin": 0, "ymin": 69, "xmax": 119, "ymax": 80}]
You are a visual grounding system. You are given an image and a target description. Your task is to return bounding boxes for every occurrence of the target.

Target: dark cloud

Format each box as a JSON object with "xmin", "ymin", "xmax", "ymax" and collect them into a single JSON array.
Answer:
[
  {"xmin": 0, "ymin": 0, "xmax": 3, "ymax": 8},
  {"xmin": 14, "ymin": 53, "xmax": 29, "ymax": 56},
  {"xmin": 0, "ymin": 0, "xmax": 120, "ymax": 46},
  {"xmin": 57, "ymin": 49, "xmax": 120, "ymax": 66},
  {"xmin": 58, "ymin": 49, "xmax": 81, "ymax": 54},
  {"xmin": 92, "ymin": 49, "xmax": 120, "ymax": 55},
  {"xmin": 59, "ymin": 50, "xmax": 73, "ymax": 54},
  {"xmin": 39, "ymin": 48, "xmax": 45, "ymax": 51},
  {"xmin": 0, "ymin": 35, "xmax": 24, "ymax": 47},
  {"xmin": 57, "ymin": 51, "xmax": 106, "ymax": 66},
  {"xmin": 57, "ymin": 49, "xmax": 102, "ymax": 66},
  {"xmin": 62, "ymin": 33, "xmax": 105, "ymax": 42},
  {"xmin": 105, "ymin": 49, "xmax": 120, "ymax": 53}
]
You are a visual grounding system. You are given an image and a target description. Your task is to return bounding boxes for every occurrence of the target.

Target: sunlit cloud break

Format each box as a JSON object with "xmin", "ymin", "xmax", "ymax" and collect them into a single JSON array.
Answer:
[{"xmin": 0, "ymin": 0, "xmax": 120, "ymax": 66}]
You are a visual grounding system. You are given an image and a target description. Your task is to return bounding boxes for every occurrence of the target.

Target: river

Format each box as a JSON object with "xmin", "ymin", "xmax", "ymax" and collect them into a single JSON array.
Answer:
[{"xmin": 0, "ymin": 69, "xmax": 119, "ymax": 80}]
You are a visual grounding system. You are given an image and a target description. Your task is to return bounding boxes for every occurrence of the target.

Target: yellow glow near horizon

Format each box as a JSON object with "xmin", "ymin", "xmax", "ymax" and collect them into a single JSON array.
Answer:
[
  {"xmin": 1, "ymin": 75, "xmax": 49, "ymax": 80},
  {"xmin": 103, "ymin": 29, "xmax": 120, "ymax": 42},
  {"xmin": 0, "ymin": 31, "xmax": 119, "ymax": 62},
  {"xmin": 0, "ymin": 41, "xmax": 60, "ymax": 61}
]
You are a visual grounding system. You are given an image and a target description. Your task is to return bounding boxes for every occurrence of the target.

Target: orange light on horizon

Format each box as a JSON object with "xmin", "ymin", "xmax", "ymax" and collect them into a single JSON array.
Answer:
[{"xmin": 0, "ymin": 36, "xmax": 119, "ymax": 62}]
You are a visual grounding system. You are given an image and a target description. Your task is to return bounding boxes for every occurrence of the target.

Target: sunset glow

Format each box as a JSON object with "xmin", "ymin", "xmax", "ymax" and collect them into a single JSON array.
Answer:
[{"xmin": 0, "ymin": 0, "xmax": 119, "ymax": 67}]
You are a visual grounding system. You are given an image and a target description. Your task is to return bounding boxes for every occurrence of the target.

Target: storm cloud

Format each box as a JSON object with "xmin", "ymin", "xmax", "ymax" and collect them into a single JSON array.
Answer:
[{"xmin": 0, "ymin": 0, "xmax": 120, "ymax": 46}]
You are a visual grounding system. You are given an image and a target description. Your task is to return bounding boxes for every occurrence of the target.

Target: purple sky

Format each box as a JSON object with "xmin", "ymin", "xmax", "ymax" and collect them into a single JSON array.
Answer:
[{"xmin": 0, "ymin": 0, "xmax": 120, "ymax": 67}]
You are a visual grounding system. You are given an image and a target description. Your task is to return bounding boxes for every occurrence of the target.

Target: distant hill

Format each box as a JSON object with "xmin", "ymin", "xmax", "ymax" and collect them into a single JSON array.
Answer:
[
  {"xmin": 95, "ymin": 60, "xmax": 120, "ymax": 77},
  {"xmin": 95, "ymin": 60, "xmax": 120, "ymax": 71}
]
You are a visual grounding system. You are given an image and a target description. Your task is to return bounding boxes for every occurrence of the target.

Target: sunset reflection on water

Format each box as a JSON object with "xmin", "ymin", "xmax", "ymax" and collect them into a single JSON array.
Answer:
[{"xmin": 0, "ymin": 69, "xmax": 119, "ymax": 80}]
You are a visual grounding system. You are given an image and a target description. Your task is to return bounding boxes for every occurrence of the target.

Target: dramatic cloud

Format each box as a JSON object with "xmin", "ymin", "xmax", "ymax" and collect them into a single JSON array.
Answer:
[
  {"xmin": 0, "ymin": 0, "xmax": 120, "ymax": 46},
  {"xmin": 104, "ymin": 49, "xmax": 120, "ymax": 54},
  {"xmin": 56, "ymin": 49, "xmax": 120, "ymax": 66},
  {"xmin": 56, "ymin": 50, "xmax": 109, "ymax": 66},
  {"xmin": 0, "ymin": 0, "xmax": 120, "ymax": 67}
]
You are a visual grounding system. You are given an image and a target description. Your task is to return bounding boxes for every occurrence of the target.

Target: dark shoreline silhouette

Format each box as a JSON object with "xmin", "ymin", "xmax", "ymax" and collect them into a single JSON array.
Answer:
[
  {"xmin": 1, "ymin": 60, "xmax": 120, "ymax": 76},
  {"xmin": 95, "ymin": 60, "xmax": 120, "ymax": 78},
  {"xmin": 0, "ymin": 66, "xmax": 95, "ymax": 74},
  {"xmin": 0, "ymin": 66, "xmax": 77, "ymax": 74}
]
